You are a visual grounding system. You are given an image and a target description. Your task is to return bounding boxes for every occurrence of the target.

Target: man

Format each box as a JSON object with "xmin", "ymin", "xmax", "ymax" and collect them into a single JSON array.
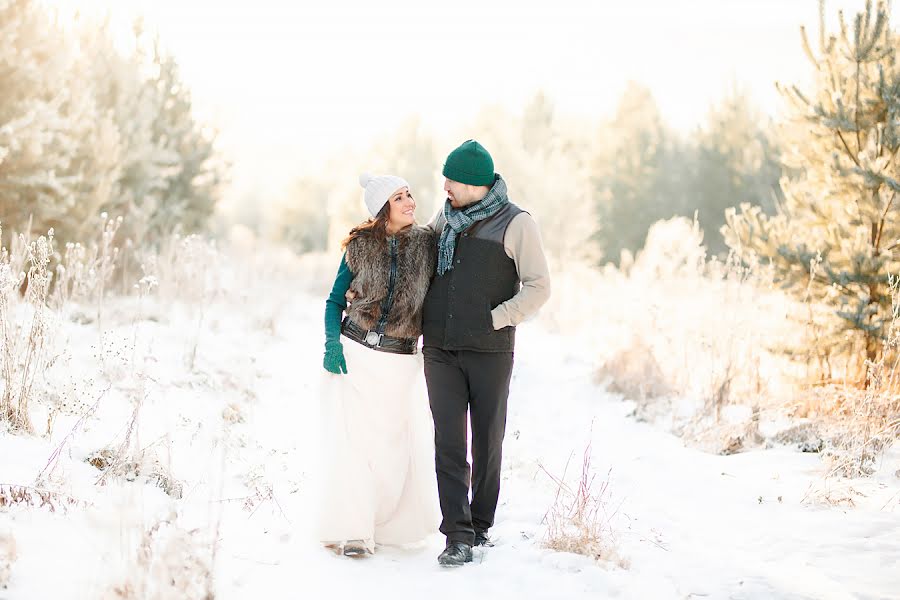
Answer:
[{"xmin": 423, "ymin": 139, "xmax": 551, "ymax": 566}]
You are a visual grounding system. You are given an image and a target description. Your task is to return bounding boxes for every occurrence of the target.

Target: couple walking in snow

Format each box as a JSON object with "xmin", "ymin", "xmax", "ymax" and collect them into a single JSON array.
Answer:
[{"xmin": 318, "ymin": 140, "xmax": 551, "ymax": 566}]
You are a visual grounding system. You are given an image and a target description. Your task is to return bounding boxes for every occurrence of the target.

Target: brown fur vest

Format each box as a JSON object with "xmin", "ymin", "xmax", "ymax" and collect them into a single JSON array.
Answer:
[{"xmin": 344, "ymin": 226, "xmax": 436, "ymax": 339}]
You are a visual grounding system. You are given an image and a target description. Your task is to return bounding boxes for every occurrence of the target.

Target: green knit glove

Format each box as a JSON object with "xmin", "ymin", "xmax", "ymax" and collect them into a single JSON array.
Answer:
[{"xmin": 323, "ymin": 341, "xmax": 347, "ymax": 375}]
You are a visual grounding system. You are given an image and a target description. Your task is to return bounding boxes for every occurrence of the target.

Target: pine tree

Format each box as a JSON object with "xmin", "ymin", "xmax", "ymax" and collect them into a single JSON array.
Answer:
[
  {"xmin": 0, "ymin": 0, "xmax": 85, "ymax": 240},
  {"xmin": 0, "ymin": 3, "xmax": 222, "ymax": 248},
  {"xmin": 372, "ymin": 117, "xmax": 439, "ymax": 222},
  {"xmin": 690, "ymin": 86, "xmax": 782, "ymax": 257},
  {"xmin": 84, "ymin": 19, "xmax": 163, "ymax": 246},
  {"xmin": 592, "ymin": 82, "xmax": 689, "ymax": 264},
  {"xmin": 146, "ymin": 42, "xmax": 223, "ymax": 241},
  {"xmin": 521, "ymin": 91, "xmax": 555, "ymax": 154},
  {"xmin": 723, "ymin": 0, "xmax": 900, "ymax": 378},
  {"xmin": 276, "ymin": 177, "xmax": 330, "ymax": 254},
  {"xmin": 469, "ymin": 96, "xmax": 600, "ymax": 264}
]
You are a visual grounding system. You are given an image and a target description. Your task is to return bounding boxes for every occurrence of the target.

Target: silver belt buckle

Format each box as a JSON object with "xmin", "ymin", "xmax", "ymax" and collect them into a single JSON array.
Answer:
[{"xmin": 364, "ymin": 331, "xmax": 382, "ymax": 347}]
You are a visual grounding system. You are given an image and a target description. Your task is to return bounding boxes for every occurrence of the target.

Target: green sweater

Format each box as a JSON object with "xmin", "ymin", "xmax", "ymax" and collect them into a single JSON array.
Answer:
[{"xmin": 324, "ymin": 254, "xmax": 353, "ymax": 345}]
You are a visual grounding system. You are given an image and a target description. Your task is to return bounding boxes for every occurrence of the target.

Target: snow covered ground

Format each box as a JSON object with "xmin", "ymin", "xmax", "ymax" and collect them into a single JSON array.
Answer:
[{"xmin": 0, "ymin": 254, "xmax": 898, "ymax": 600}]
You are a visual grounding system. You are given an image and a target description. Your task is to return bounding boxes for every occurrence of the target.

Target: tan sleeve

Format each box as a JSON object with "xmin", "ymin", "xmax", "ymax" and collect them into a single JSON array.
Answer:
[
  {"xmin": 427, "ymin": 207, "xmax": 446, "ymax": 233},
  {"xmin": 491, "ymin": 212, "xmax": 552, "ymax": 329}
]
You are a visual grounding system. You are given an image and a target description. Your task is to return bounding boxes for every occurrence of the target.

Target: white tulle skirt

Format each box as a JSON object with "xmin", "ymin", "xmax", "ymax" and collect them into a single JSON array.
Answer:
[{"xmin": 316, "ymin": 335, "xmax": 439, "ymax": 547}]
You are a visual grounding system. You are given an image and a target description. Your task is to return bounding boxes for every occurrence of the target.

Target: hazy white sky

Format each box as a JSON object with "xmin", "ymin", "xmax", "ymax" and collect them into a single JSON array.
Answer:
[{"xmin": 44, "ymin": 0, "xmax": 900, "ymax": 203}]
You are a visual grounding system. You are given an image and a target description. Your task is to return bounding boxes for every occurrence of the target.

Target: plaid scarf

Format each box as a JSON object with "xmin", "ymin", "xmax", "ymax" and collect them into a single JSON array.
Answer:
[{"xmin": 437, "ymin": 174, "xmax": 509, "ymax": 276}]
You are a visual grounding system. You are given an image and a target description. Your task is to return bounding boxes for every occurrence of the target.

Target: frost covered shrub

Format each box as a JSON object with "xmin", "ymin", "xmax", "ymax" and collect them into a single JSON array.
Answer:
[
  {"xmin": 584, "ymin": 215, "xmax": 898, "ymax": 470},
  {"xmin": 540, "ymin": 444, "xmax": 624, "ymax": 566},
  {"xmin": 136, "ymin": 233, "xmax": 223, "ymax": 368},
  {"xmin": 105, "ymin": 516, "xmax": 215, "ymax": 600},
  {"xmin": 0, "ymin": 224, "xmax": 56, "ymax": 433},
  {"xmin": 804, "ymin": 301, "xmax": 900, "ymax": 477},
  {"xmin": 50, "ymin": 214, "xmax": 123, "ymax": 317},
  {"xmin": 0, "ymin": 215, "xmax": 124, "ymax": 435},
  {"xmin": 0, "ymin": 1, "xmax": 222, "ymax": 249},
  {"xmin": 138, "ymin": 234, "xmax": 222, "ymax": 307},
  {"xmin": 0, "ymin": 530, "xmax": 15, "ymax": 589},
  {"xmin": 592, "ymin": 217, "xmax": 784, "ymax": 416},
  {"xmin": 818, "ymin": 381, "xmax": 900, "ymax": 477}
]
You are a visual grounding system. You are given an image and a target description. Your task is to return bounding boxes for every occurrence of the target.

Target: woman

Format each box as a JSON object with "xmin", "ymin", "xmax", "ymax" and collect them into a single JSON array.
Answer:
[{"xmin": 317, "ymin": 172, "xmax": 438, "ymax": 557}]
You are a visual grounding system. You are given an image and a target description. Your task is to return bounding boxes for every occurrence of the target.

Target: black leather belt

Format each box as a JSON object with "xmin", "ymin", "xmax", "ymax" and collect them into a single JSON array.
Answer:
[{"xmin": 341, "ymin": 317, "xmax": 417, "ymax": 355}]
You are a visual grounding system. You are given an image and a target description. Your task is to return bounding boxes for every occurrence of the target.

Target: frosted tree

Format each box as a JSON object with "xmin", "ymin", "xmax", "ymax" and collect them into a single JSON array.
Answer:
[
  {"xmin": 592, "ymin": 82, "xmax": 689, "ymax": 264},
  {"xmin": 276, "ymin": 178, "xmax": 331, "ymax": 254},
  {"xmin": 81, "ymin": 19, "xmax": 163, "ymax": 247},
  {"xmin": 1, "ymin": 3, "xmax": 222, "ymax": 248},
  {"xmin": 147, "ymin": 42, "xmax": 223, "ymax": 240},
  {"xmin": 690, "ymin": 86, "xmax": 782, "ymax": 257},
  {"xmin": 469, "ymin": 97, "xmax": 600, "ymax": 264},
  {"xmin": 372, "ymin": 117, "xmax": 440, "ymax": 221},
  {"xmin": 93, "ymin": 28, "xmax": 223, "ymax": 246},
  {"xmin": 61, "ymin": 18, "xmax": 125, "ymax": 241},
  {"xmin": 0, "ymin": 0, "xmax": 83, "ymax": 239},
  {"xmin": 521, "ymin": 91, "xmax": 555, "ymax": 154},
  {"xmin": 724, "ymin": 0, "xmax": 900, "ymax": 378}
]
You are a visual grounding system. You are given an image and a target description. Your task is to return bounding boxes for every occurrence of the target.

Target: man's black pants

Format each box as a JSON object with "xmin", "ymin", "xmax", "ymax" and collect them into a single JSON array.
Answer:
[{"xmin": 423, "ymin": 346, "xmax": 514, "ymax": 546}]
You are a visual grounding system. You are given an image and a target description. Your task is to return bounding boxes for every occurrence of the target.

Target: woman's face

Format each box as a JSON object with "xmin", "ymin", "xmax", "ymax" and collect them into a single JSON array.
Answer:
[{"xmin": 386, "ymin": 186, "xmax": 416, "ymax": 231}]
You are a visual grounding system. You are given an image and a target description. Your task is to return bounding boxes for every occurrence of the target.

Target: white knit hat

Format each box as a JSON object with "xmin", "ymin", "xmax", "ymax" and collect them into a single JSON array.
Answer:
[{"xmin": 359, "ymin": 172, "xmax": 409, "ymax": 217}]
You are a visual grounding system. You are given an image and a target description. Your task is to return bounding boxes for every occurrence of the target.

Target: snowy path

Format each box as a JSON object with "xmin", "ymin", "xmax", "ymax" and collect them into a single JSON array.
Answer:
[
  {"xmin": 1, "ymin": 288, "xmax": 898, "ymax": 599},
  {"xmin": 214, "ymin": 293, "xmax": 900, "ymax": 600}
]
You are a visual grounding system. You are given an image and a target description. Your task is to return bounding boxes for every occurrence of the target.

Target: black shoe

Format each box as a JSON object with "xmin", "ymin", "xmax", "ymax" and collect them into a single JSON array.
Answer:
[
  {"xmin": 437, "ymin": 541, "xmax": 473, "ymax": 567},
  {"xmin": 342, "ymin": 540, "xmax": 373, "ymax": 557},
  {"xmin": 474, "ymin": 530, "xmax": 494, "ymax": 547}
]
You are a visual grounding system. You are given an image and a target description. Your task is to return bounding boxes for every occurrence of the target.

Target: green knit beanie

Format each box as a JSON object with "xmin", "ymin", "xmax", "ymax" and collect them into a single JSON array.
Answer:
[{"xmin": 442, "ymin": 139, "xmax": 495, "ymax": 186}]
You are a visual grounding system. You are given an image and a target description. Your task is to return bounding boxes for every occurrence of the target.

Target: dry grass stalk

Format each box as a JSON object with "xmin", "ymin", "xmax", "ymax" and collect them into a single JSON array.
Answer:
[
  {"xmin": 242, "ymin": 483, "xmax": 289, "ymax": 522},
  {"xmin": 48, "ymin": 214, "xmax": 122, "ymax": 323},
  {"xmin": 95, "ymin": 384, "xmax": 144, "ymax": 487},
  {"xmin": 590, "ymin": 220, "xmax": 898, "ymax": 474},
  {"xmin": 792, "ymin": 279, "xmax": 900, "ymax": 477},
  {"xmin": 816, "ymin": 375, "xmax": 900, "ymax": 478},
  {"xmin": 139, "ymin": 233, "xmax": 221, "ymax": 306},
  {"xmin": 539, "ymin": 442, "xmax": 621, "ymax": 564},
  {"xmin": 87, "ymin": 445, "xmax": 184, "ymax": 500},
  {"xmin": 138, "ymin": 234, "xmax": 221, "ymax": 369},
  {"xmin": 800, "ymin": 478, "xmax": 866, "ymax": 507},
  {"xmin": 0, "ymin": 224, "xmax": 56, "ymax": 433},
  {"xmin": 83, "ymin": 374, "xmax": 183, "ymax": 498},
  {"xmin": 221, "ymin": 402, "xmax": 244, "ymax": 424},
  {"xmin": 0, "ymin": 530, "xmax": 16, "ymax": 589},
  {"xmin": 596, "ymin": 334, "xmax": 671, "ymax": 405},
  {"xmin": 36, "ymin": 383, "xmax": 112, "ymax": 485},
  {"xmin": 0, "ymin": 483, "xmax": 87, "ymax": 512},
  {"xmin": 105, "ymin": 516, "xmax": 215, "ymax": 600},
  {"xmin": 88, "ymin": 374, "xmax": 184, "ymax": 497},
  {"xmin": 593, "ymin": 221, "xmax": 781, "ymax": 441}
]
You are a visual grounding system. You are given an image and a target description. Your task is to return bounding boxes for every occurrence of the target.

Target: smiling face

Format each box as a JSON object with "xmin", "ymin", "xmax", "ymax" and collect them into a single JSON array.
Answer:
[
  {"xmin": 443, "ymin": 178, "xmax": 489, "ymax": 209},
  {"xmin": 385, "ymin": 186, "xmax": 416, "ymax": 234}
]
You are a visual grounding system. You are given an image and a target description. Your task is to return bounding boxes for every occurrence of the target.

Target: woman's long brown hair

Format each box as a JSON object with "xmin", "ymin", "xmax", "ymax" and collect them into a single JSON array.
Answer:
[{"xmin": 341, "ymin": 202, "xmax": 391, "ymax": 250}]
